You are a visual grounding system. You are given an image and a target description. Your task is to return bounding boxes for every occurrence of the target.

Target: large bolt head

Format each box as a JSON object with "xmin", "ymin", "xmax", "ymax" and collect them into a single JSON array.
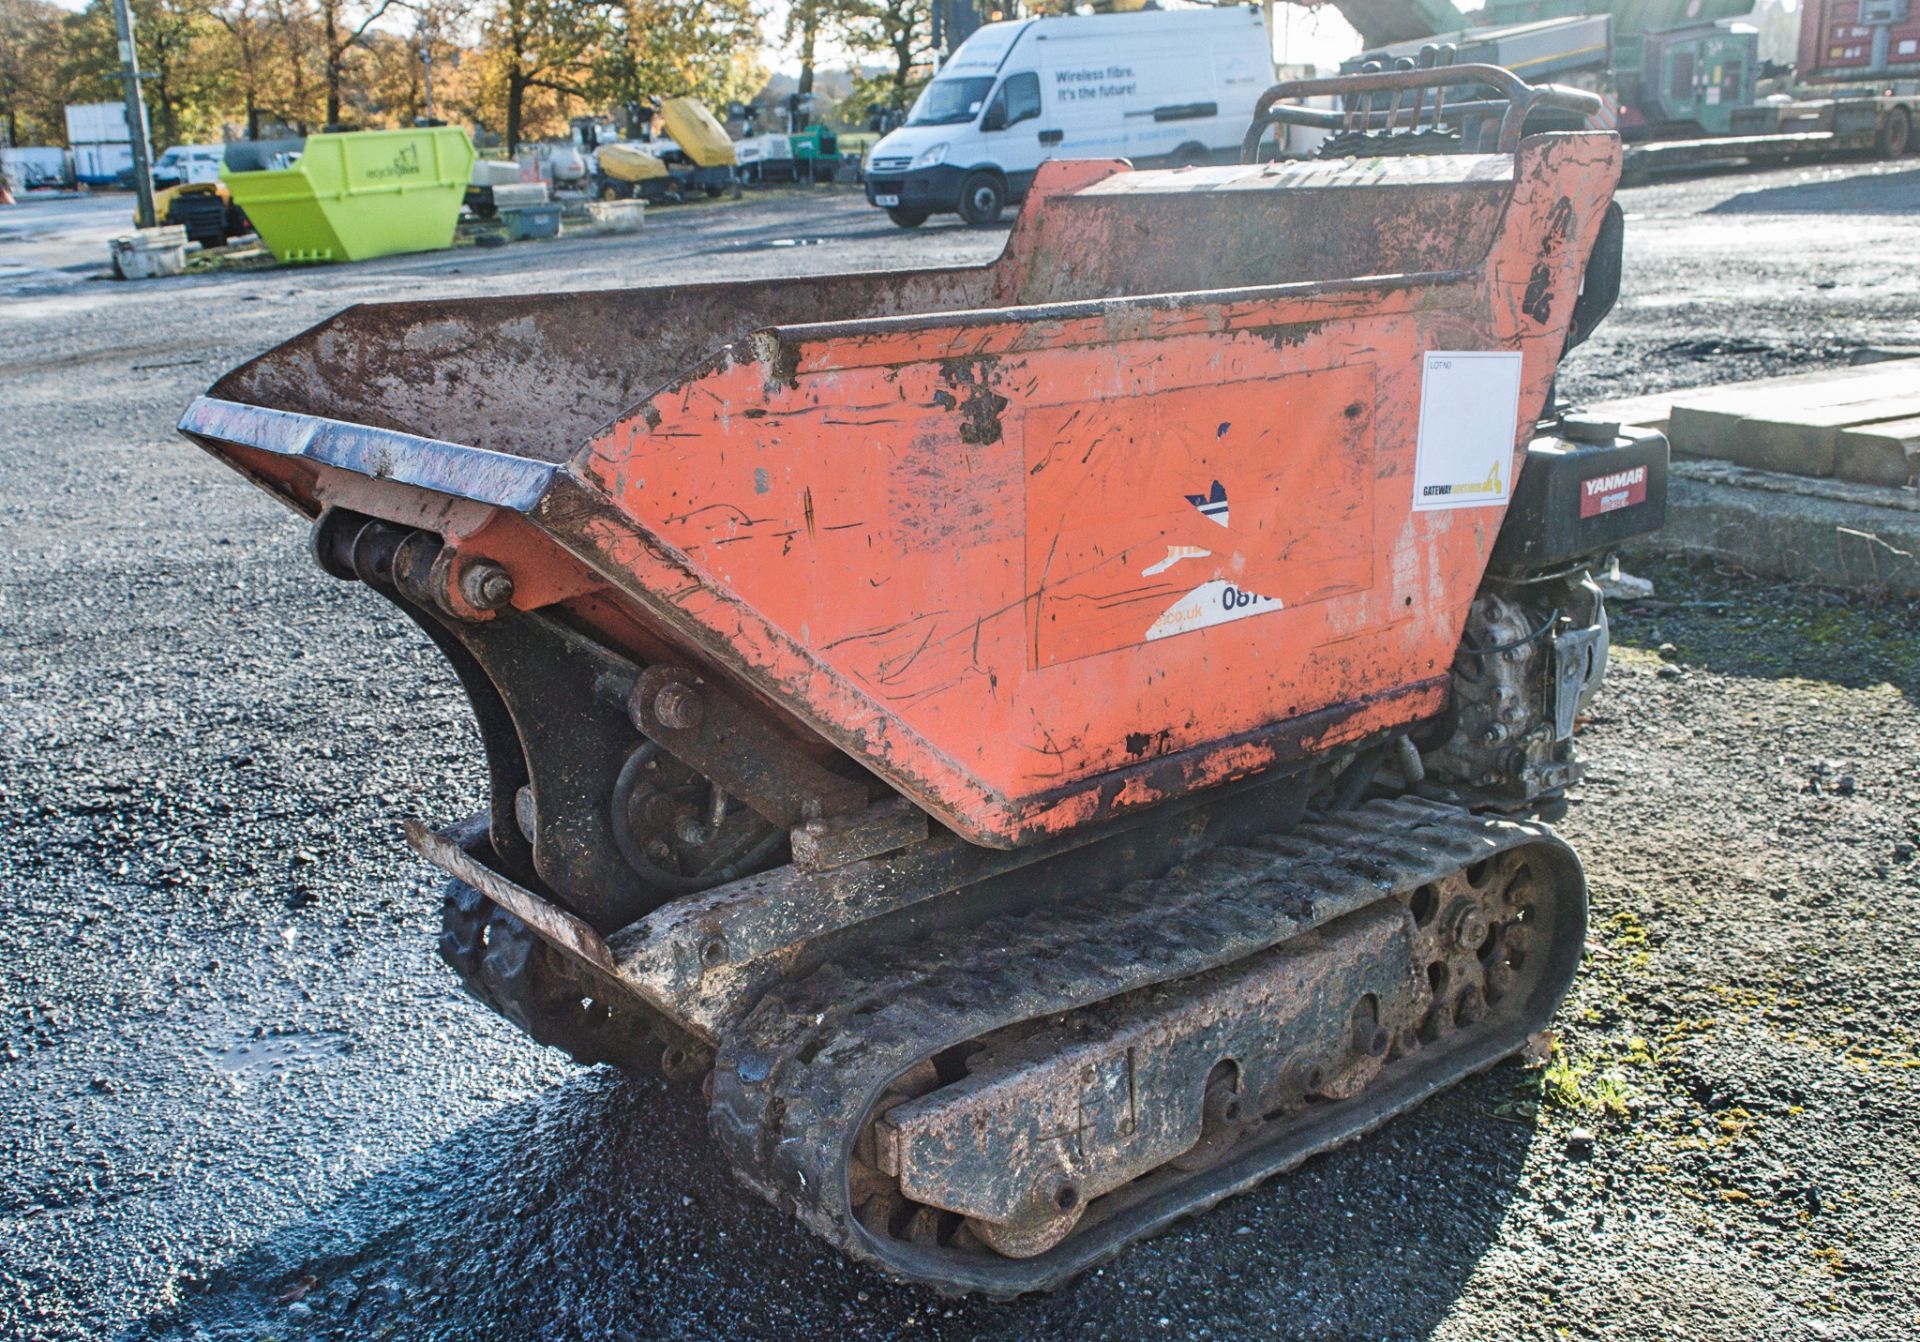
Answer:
[
  {"xmin": 653, "ymin": 681, "xmax": 705, "ymax": 731},
  {"xmin": 459, "ymin": 561, "xmax": 515, "ymax": 611},
  {"xmin": 1448, "ymin": 901, "xmax": 1493, "ymax": 951}
]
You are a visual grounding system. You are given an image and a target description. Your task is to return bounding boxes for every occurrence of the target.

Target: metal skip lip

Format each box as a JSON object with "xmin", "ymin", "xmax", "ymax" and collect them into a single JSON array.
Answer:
[{"xmin": 177, "ymin": 395, "xmax": 558, "ymax": 513}]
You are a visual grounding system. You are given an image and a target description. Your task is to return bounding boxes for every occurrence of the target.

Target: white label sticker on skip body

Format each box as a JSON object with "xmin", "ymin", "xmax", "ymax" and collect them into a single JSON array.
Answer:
[{"xmin": 1412, "ymin": 351, "xmax": 1523, "ymax": 512}]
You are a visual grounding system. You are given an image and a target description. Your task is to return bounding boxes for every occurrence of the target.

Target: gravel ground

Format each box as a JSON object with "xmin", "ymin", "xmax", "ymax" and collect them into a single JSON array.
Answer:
[{"xmin": 2, "ymin": 161, "xmax": 1918, "ymax": 1342}]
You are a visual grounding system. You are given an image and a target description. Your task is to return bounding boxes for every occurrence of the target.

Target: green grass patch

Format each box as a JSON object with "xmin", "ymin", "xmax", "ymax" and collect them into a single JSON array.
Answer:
[
  {"xmin": 1612, "ymin": 554, "xmax": 1920, "ymax": 694},
  {"xmin": 1538, "ymin": 1051, "xmax": 1635, "ymax": 1118}
]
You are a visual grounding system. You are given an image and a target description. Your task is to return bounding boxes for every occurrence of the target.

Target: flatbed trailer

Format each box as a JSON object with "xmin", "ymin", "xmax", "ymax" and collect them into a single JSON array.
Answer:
[{"xmin": 1623, "ymin": 90, "xmax": 1916, "ymax": 181}]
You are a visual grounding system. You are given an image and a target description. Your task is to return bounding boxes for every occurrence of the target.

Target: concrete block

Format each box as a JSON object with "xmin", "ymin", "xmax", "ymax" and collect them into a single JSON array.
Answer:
[
  {"xmin": 1595, "ymin": 359, "xmax": 1920, "ymax": 475},
  {"xmin": 1641, "ymin": 460, "xmax": 1920, "ymax": 595}
]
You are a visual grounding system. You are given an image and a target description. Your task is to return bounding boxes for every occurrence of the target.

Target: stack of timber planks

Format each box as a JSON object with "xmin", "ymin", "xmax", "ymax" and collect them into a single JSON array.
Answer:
[
  {"xmin": 1587, "ymin": 359, "xmax": 1920, "ymax": 594},
  {"xmin": 1652, "ymin": 361, "xmax": 1920, "ymax": 486}
]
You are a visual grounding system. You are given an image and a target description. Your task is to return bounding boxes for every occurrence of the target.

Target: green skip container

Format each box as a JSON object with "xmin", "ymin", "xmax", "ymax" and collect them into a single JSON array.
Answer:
[{"xmin": 224, "ymin": 127, "xmax": 476, "ymax": 264}]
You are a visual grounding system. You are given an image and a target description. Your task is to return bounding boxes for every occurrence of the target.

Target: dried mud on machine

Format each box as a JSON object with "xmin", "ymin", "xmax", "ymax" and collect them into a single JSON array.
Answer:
[{"xmin": 178, "ymin": 64, "xmax": 1670, "ymax": 1293}]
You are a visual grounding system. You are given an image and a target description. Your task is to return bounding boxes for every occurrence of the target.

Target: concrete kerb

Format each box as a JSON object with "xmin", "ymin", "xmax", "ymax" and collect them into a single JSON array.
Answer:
[{"xmin": 1637, "ymin": 458, "xmax": 1920, "ymax": 596}]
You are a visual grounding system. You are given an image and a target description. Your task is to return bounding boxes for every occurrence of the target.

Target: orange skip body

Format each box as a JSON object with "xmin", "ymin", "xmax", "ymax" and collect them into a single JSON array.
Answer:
[
  {"xmin": 184, "ymin": 133, "xmax": 1622, "ymax": 850},
  {"xmin": 567, "ymin": 136, "xmax": 1622, "ymax": 844}
]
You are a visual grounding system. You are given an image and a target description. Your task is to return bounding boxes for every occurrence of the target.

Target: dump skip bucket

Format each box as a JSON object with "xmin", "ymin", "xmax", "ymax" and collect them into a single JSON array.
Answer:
[
  {"xmin": 223, "ymin": 127, "xmax": 475, "ymax": 264},
  {"xmin": 500, "ymin": 203, "xmax": 562, "ymax": 241}
]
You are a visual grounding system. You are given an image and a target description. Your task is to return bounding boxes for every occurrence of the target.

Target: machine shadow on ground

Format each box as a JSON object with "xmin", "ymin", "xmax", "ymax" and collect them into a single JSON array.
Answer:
[
  {"xmin": 133, "ymin": 1057, "xmax": 1544, "ymax": 1341},
  {"xmin": 1704, "ymin": 165, "xmax": 1920, "ymax": 215}
]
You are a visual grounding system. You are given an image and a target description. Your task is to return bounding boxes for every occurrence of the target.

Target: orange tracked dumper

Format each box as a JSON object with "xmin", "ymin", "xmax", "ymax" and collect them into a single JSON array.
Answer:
[{"xmin": 181, "ymin": 64, "xmax": 1666, "ymax": 1291}]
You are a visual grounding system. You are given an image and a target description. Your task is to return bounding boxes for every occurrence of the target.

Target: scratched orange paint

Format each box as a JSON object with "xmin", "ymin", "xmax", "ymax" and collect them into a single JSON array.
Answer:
[
  {"xmin": 560, "ymin": 136, "xmax": 1621, "ymax": 845},
  {"xmin": 178, "ymin": 125, "xmax": 1620, "ymax": 850},
  {"xmin": 1023, "ymin": 369, "xmax": 1378, "ymax": 667}
]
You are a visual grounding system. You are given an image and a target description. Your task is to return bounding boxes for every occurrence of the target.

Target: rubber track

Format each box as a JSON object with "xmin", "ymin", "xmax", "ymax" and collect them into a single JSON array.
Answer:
[{"xmin": 709, "ymin": 796, "xmax": 1584, "ymax": 1294}]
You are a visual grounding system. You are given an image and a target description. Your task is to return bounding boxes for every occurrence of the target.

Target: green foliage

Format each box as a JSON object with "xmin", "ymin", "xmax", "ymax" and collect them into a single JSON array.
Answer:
[
  {"xmin": 588, "ymin": 0, "xmax": 763, "ymax": 113},
  {"xmin": 841, "ymin": 66, "xmax": 925, "ymax": 125},
  {"xmin": 0, "ymin": 0, "xmax": 73, "ymax": 145},
  {"xmin": 472, "ymin": 0, "xmax": 768, "ymax": 150},
  {"xmin": 832, "ymin": 0, "xmax": 931, "ymax": 104},
  {"xmin": 0, "ymin": 0, "xmax": 397, "ymax": 147},
  {"xmin": 1540, "ymin": 1051, "xmax": 1634, "ymax": 1118}
]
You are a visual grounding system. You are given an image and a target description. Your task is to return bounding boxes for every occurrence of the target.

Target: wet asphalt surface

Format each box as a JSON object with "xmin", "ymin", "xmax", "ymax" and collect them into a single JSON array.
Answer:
[{"xmin": 3, "ymin": 161, "xmax": 1918, "ymax": 1341}]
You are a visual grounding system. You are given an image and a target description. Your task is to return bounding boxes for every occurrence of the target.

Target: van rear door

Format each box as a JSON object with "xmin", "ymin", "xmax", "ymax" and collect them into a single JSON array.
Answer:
[
  {"xmin": 1204, "ymin": 23, "xmax": 1271, "ymax": 151},
  {"xmin": 1123, "ymin": 16, "xmax": 1269, "ymax": 161}
]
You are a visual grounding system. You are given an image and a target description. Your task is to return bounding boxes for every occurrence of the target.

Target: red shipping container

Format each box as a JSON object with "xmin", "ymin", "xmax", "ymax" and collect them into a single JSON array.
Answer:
[{"xmin": 1799, "ymin": 0, "xmax": 1920, "ymax": 84}]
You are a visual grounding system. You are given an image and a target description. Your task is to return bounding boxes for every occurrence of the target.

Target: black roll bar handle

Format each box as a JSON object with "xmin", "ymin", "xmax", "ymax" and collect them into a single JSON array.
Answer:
[{"xmin": 1241, "ymin": 62, "xmax": 1604, "ymax": 162}]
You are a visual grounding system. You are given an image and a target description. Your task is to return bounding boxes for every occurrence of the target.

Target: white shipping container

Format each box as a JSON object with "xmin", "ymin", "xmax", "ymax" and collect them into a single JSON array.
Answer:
[
  {"xmin": 65, "ymin": 102, "xmax": 131, "ymax": 146},
  {"xmin": 73, "ymin": 141, "xmax": 135, "ymax": 184},
  {"xmin": 1, "ymin": 146, "xmax": 73, "ymax": 188}
]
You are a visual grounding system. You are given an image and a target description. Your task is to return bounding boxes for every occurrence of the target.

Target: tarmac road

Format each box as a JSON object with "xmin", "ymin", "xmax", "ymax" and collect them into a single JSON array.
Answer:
[
  {"xmin": 0, "ymin": 192, "xmax": 136, "ymax": 289},
  {"xmin": 2, "ymin": 160, "xmax": 1918, "ymax": 1342}
]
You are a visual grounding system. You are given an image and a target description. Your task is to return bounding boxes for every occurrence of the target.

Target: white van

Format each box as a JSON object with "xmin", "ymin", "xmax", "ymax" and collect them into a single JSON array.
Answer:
[
  {"xmin": 864, "ymin": 6, "xmax": 1272, "ymax": 228},
  {"xmin": 152, "ymin": 144, "xmax": 226, "ymax": 188}
]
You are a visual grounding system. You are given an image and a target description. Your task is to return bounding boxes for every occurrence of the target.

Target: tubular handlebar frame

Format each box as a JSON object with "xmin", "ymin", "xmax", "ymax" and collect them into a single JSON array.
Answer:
[{"xmin": 1241, "ymin": 63, "xmax": 1605, "ymax": 161}]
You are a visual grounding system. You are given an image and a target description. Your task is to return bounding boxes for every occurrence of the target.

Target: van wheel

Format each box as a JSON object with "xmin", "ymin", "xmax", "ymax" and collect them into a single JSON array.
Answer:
[
  {"xmin": 958, "ymin": 172, "xmax": 1005, "ymax": 226},
  {"xmin": 1877, "ymin": 107, "xmax": 1912, "ymax": 158},
  {"xmin": 887, "ymin": 206, "xmax": 928, "ymax": 228},
  {"xmin": 1173, "ymin": 141, "xmax": 1209, "ymax": 167}
]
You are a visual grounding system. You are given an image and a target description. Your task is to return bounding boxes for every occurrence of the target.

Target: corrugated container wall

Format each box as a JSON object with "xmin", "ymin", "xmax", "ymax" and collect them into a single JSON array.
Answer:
[
  {"xmin": 1799, "ymin": 0, "xmax": 1920, "ymax": 82},
  {"xmin": 73, "ymin": 143, "xmax": 134, "ymax": 184},
  {"xmin": 64, "ymin": 102, "xmax": 131, "ymax": 146}
]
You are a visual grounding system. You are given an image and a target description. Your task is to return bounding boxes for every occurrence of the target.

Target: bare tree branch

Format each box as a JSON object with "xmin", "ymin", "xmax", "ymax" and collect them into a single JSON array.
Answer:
[{"xmin": 347, "ymin": 0, "xmax": 407, "ymax": 48}]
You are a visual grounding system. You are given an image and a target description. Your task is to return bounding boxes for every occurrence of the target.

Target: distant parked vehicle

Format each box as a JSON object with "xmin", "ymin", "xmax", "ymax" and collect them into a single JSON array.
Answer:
[
  {"xmin": 583, "ymin": 98, "xmax": 738, "ymax": 202},
  {"xmin": 863, "ymin": 6, "xmax": 1271, "ymax": 227},
  {"xmin": 737, "ymin": 125, "xmax": 841, "ymax": 184},
  {"xmin": 789, "ymin": 124, "xmax": 842, "ymax": 183},
  {"xmin": 734, "ymin": 132, "xmax": 797, "ymax": 182},
  {"xmin": 151, "ymin": 144, "xmax": 226, "ymax": 190}
]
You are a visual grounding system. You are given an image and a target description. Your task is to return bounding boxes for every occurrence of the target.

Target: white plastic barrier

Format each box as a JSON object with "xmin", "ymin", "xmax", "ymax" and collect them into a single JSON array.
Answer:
[{"xmin": 110, "ymin": 225, "xmax": 188, "ymax": 279}]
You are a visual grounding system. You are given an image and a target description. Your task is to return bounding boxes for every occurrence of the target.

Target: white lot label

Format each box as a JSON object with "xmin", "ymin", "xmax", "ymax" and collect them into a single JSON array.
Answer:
[{"xmin": 1412, "ymin": 350, "xmax": 1523, "ymax": 512}]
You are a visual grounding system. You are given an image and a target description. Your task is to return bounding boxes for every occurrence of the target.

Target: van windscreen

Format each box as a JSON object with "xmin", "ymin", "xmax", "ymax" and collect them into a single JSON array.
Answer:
[{"xmin": 909, "ymin": 77, "xmax": 995, "ymax": 126}]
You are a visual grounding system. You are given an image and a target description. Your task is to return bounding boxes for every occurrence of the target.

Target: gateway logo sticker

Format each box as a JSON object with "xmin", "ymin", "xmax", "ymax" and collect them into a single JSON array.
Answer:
[
  {"xmin": 1419, "ymin": 458, "xmax": 1504, "ymax": 503},
  {"xmin": 1412, "ymin": 351, "xmax": 1523, "ymax": 512}
]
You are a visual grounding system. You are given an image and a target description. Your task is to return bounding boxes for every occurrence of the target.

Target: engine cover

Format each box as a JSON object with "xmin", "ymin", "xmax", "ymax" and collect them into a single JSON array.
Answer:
[{"xmin": 1490, "ymin": 422, "xmax": 1670, "ymax": 576}]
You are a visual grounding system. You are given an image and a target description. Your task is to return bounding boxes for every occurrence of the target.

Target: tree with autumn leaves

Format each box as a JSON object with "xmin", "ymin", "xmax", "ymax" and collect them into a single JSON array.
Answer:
[
  {"xmin": 0, "ymin": 0, "xmax": 965, "ymax": 156},
  {"xmin": 1, "ymin": 0, "xmax": 480, "ymax": 144}
]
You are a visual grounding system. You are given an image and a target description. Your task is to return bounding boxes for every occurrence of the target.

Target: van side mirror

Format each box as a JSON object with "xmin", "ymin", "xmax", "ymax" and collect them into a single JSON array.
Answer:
[{"xmin": 981, "ymin": 103, "xmax": 1008, "ymax": 132}]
